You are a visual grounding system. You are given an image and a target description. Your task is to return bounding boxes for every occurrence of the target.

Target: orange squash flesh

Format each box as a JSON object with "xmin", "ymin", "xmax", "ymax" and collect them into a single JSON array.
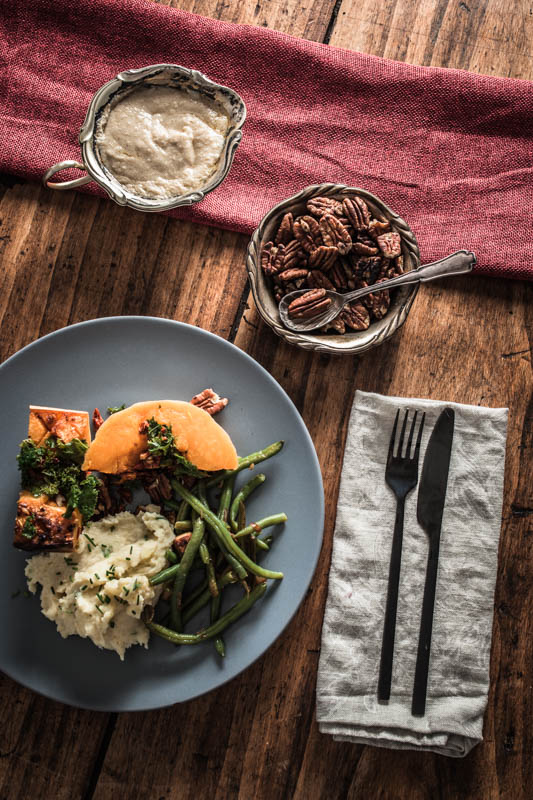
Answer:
[{"xmin": 82, "ymin": 400, "xmax": 238, "ymax": 474}]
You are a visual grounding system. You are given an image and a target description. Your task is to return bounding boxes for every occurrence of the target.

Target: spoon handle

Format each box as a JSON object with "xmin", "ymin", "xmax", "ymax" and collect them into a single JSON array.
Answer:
[{"xmin": 341, "ymin": 250, "xmax": 476, "ymax": 305}]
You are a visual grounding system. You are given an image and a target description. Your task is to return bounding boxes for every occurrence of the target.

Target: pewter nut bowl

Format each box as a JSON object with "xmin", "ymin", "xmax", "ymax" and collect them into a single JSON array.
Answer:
[
  {"xmin": 42, "ymin": 64, "xmax": 246, "ymax": 213},
  {"xmin": 246, "ymin": 184, "xmax": 421, "ymax": 356}
]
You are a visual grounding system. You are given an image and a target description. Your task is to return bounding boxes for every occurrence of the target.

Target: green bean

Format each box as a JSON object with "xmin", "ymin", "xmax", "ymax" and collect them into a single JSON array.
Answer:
[
  {"xmin": 150, "ymin": 563, "xmax": 179, "ymax": 586},
  {"xmin": 192, "ymin": 478, "xmax": 249, "ymax": 580},
  {"xmin": 211, "ymin": 588, "xmax": 224, "ymax": 657},
  {"xmin": 199, "ymin": 540, "xmax": 218, "ymax": 597},
  {"xmin": 254, "ymin": 536, "xmax": 269, "ymax": 551},
  {"xmin": 172, "ymin": 481, "xmax": 283, "ymax": 580},
  {"xmin": 206, "ymin": 441, "xmax": 284, "ymax": 487},
  {"xmin": 234, "ymin": 514, "xmax": 288, "ymax": 540},
  {"xmin": 183, "ymin": 569, "xmax": 237, "ymax": 623},
  {"xmin": 165, "ymin": 549, "xmax": 178, "ymax": 564},
  {"xmin": 218, "ymin": 475, "xmax": 236, "ymax": 523},
  {"xmin": 176, "ymin": 499, "xmax": 190, "ymax": 521},
  {"xmin": 229, "ymin": 474, "xmax": 266, "ymax": 531},
  {"xmin": 171, "ymin": 517, "xmax": 205, "ymax": 631},
  {"xmin": 146, "ymin": 583, "xmax": 267, "ymax": 644},
  {"xmin": 174, "ymin": 520, "xmax": 192, "ymax": 531}
]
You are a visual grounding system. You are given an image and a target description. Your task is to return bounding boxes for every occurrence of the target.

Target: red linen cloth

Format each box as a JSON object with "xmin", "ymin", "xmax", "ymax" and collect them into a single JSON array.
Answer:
[{"xmin": 1, "ymin": 0, "xmax": 532, "ymax": 280}]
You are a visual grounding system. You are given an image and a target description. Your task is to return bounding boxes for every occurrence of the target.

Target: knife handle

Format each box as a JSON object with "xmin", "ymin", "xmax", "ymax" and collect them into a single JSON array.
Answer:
[
  {"xmin": 412, "ymin": 537, "xmax": 440, "ymax": 716},
  {"xmin": 378, "ymin": 496, "xmax": 406, "ymax": 702}
]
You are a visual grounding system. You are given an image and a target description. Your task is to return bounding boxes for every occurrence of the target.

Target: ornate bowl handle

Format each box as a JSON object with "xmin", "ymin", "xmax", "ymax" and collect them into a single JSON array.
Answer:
[{"xmin": 42, "ymin": 161, "xmax": 93, "ymax": 190}]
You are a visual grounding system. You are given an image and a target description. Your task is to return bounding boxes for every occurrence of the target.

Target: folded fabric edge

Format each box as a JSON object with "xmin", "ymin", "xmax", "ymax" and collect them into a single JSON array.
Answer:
[{"xmin": 318, "ymin": 723, "xmax": 479, "ymax": 757}]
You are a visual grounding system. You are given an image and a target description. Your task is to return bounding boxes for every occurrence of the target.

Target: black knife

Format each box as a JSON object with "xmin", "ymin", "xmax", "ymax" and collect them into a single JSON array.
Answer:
[{"xmin": 412, "ymin": 407, "xmax": 455, "ymax": 716}]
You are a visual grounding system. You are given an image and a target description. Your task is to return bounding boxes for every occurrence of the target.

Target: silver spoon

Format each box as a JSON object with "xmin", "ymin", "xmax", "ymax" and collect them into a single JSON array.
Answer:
[{"xmin": 279, "ymin": 250, "xmax": 476, "ymax": 333}]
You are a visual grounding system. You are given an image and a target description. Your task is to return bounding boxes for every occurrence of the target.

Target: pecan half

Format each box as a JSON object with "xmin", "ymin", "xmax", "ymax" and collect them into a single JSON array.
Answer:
[
  {"xmin": 308, "ymin": 270, "xmax": 335, "ymax": 290},
  {"xmin": 174, "ymin": 532, "xmax": 192, "ymax": 555},
  {"xmin": 362, "ymin": 281, "xmax": 390, "ymax": 320},
  {"xmin": 275, "ymin": 212, "xmax": 294, "ymax": 245},
  {"xmin": 340, "ymin": 302, "xmax": 371, "ymax": 331},
  {"xmin": 287, "ymin": 288, "xmax": 332, "ymax": 319},
  {"xmin": 190, "ymin": 388, "xmax": 229, "ymax": 416},
  {"xmin": 282, "ymin": 239, "xmax": 307, "ymax": 269},
  {"xmin": 368, "ymin": 218, "xmax": 391, "ymax": 240},
  {"xmin": 322, "ymin": 316, "xmax": 346, "ymax": 334},
  {"xmin": 329, "ymin": 260, "xmax": 348, "ymax": 290},
  {"xmin": 261, "ymin": 242, "xmax": 285, "ymax": 276},
  {"xmin": 293, "ymin": 215, "xmax": 322, "ymax": 253},
  {"xmin": 92, "ymin": 408, "xmax": 104, "ymax": 432},
  {"xmin": 356, "ymin": 256, "xmax": 383, "ymax": 283},
  {"xmin": 377, "ymin": 231, "xmax": 402, "ymax": 258},
  {"xmin": 319, "ymin": 214, "xmax": 352, "ymax": 255},
  {"xmin": 352, "ymin": 241, "xmax": 379, "ymax": 256},
  {"xmin": 277, "ymin": 268, "xmax": 309, "ymax": 284},
  {"xmin": 307, "ymin": 196, "xmax": 344, "ymax": 218},
  {"xmin": 308, "ymin": 245, "xmax": 338, "ymax": 271},
  {"xmin": 343, "ymin": 196, "xmax": 371, "ymax": 231}
]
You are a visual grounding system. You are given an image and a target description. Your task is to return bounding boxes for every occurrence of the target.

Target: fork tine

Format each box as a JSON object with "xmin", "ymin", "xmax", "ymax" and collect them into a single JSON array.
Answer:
[
  {"xmin": 388, "ymin": 409, "xmax": 400, "ymax": 461},
  {"xmin": 414, "ymin": 411, "xmax": 426, "ymax": 459},
  {"xmin": 397, "ymin": 409, "xmax": 409, "ymax": 458},
  {"xmin": 406, "ymin": 410, "xmax": 418, "ymax": 458}
]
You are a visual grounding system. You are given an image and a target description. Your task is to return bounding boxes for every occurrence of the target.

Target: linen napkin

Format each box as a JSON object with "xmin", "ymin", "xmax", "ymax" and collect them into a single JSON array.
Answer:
[
  {"xmin": 1, "ymin": 0, "xmax": 533, "ymax": 280},
  {"xmin": 316, "ymin": 390, "xmax": 508, "ymax": 757}
]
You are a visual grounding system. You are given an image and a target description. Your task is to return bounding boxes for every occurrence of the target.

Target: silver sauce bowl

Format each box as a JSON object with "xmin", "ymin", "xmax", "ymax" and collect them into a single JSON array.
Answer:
[
  {"xmin": 42, "ymin": 64, "xmax": 246, "ymax": 213},
  {"xmin": 246, "ymin": 184, "xmax": 421, "ymax": 356}
]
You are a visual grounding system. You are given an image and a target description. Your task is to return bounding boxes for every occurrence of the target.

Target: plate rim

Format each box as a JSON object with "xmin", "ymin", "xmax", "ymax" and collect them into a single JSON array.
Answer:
[{"xmin": 0, "ymin": 316, "xmax": 325, "ymax": 711}]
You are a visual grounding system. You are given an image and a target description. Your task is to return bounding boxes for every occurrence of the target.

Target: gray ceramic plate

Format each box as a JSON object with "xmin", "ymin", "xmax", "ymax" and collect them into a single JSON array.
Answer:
[{"xmin": 0, "ymin": 317, "xmax": 324, "ymax": 711}]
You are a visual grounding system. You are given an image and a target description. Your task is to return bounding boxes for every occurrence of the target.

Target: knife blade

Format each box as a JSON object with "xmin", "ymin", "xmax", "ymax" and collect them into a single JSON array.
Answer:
[{"xmin": 412, "ymin": 406, "xmax": 455, "ymax": 716}]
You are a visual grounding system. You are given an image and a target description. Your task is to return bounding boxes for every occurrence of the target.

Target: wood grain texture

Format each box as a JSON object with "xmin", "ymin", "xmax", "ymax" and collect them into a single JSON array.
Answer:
[{"xmin": 0, "ymin": 1, "xmax": 531, "ymax": 799}]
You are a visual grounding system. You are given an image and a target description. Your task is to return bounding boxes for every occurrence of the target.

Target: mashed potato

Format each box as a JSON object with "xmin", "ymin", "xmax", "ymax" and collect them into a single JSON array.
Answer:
[{"xmin": 25, "ymin": 507, "xmax": 174, "ymax": 659}]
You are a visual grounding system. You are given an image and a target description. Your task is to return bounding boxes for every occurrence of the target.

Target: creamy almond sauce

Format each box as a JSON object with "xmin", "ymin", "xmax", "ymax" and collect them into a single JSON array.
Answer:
[{"xmin": 95, "ymin": 86, "xmax": 229, "ymax": 199}]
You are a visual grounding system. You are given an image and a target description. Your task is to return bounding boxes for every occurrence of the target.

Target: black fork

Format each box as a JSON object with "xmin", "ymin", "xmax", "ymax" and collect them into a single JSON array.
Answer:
[{"xmin": 378, "ymin": 409, "xmax": 425, "ymax": 702}]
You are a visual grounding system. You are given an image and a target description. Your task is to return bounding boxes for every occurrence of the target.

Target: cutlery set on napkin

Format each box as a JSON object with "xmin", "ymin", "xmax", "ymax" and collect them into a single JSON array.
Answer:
[{"xmin": 317, "ymin": 391, "xmax": 508, "ymax": 757}]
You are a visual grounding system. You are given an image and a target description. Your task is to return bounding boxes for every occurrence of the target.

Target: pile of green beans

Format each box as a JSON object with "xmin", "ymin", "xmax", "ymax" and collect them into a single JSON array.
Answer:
[{"xmin": 146, "ymin": 441, "xmax": 286, "ymax": 657}]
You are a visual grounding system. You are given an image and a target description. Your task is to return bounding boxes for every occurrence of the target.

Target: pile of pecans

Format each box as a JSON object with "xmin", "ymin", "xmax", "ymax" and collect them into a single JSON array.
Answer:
[{"xmin": 261, "ymin": 193, "xmax": 404, "ymax": 333}]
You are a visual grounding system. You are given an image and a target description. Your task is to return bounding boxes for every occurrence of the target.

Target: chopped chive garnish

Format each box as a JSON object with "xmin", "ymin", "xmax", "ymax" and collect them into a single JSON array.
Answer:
[
  {"xmin": 100, "ymin": 544, "xmax": 112, "ymax": 558},
  {"xmin": 136, "ymin": 594, "xmax": 140, "ymax": 605},
  {"xmin": 104, "ymin": 595, "xmax": 111, "ymax": 604},
  {"xmin": 83, "ymin": 533, "xmax": 96, "ymax": 551},
  {"xmin": 94, "ymin": 573, "xmax": 100, "ymax": 580},
  {"xmin": 132, "ymin": 579, "xmax": 139, "ymax": 591},
  {"xmin": 64, "ymin": 557, "xmax": 76, "ymax": 567},
  {"xmin": 123, "ymin": 586, "xmax": 130, "ymax": 595},
  {"xmin": 95, "ymin": 604, "xmax": 104, "ymax": 616},
  {"xmin": 129, "ymin": 546, "xmax": 133, "ymax": 555},
  {"xmin": 96, "ymin": 593, "xmax": 105, "ymax": 603},
  {"xmin": 81, "ymin": 585, "xmax": 87, "ymax": 591}
]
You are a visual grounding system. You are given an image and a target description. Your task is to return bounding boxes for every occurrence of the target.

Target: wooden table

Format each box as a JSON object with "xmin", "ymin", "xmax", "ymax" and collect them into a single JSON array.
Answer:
[{"xmin": 1, "ymin": 2, "xmax": 531, "ymax": 798}]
